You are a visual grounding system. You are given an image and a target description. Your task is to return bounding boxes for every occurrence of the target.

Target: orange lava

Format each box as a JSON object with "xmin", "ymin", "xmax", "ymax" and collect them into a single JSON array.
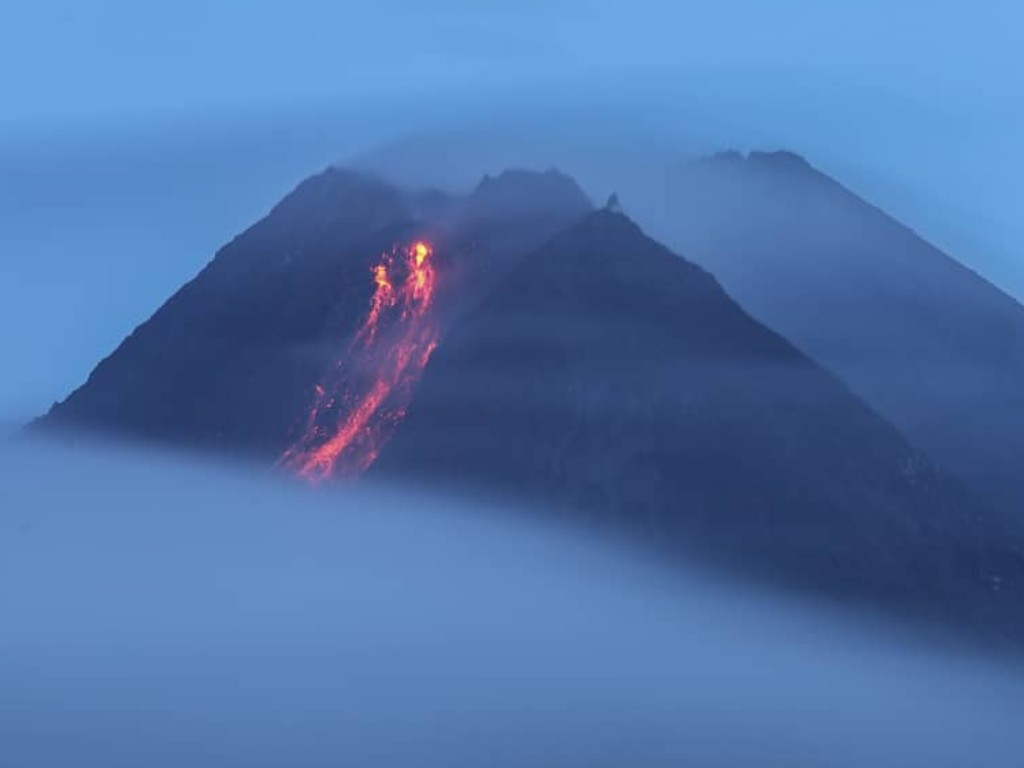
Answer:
[{"xmin": 279, "ymin": 240, "xmax": 439, "ymax": 483}]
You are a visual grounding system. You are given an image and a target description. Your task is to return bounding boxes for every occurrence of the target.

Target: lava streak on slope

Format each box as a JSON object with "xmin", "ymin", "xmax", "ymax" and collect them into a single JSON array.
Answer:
[{"xmin": 279, "ymin": 240, "xmax": 440, "ymax": 483}]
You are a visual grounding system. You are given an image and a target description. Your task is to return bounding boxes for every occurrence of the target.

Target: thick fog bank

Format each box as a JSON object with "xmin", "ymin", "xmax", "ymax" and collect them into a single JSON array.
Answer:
[{"xmin": 3, "ymin": 437, "xmax": 1024, "ymax": 767}]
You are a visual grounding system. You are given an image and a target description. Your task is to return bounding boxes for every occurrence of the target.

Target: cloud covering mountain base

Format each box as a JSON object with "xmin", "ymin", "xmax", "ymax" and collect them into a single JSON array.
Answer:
[{"xmin": 3, "ymin": 436, "xmax": 1024, "ymax": 767}]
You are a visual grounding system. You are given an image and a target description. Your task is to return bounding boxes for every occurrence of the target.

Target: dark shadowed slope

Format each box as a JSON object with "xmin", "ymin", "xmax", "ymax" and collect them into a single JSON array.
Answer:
[
  {"xmin": 37, "ymin": 168, "xmax": 411, "ymax": 458},
  {"xmin": 36, "ymin": 167, "xmax": 592, "ymax": 461},
  {"xmin": 638, "ymin": 151, "xmax": 1024, "ymax": 517},
  {"xmin": 374, "ymin": 210, "xmax": 1024, "ymax": 642}
]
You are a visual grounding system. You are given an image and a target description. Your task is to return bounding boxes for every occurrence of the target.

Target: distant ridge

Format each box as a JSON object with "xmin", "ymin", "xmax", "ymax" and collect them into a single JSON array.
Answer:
[{"xmin": 647, "ymin": 150, "xmax": 1024, "ymax": 517}]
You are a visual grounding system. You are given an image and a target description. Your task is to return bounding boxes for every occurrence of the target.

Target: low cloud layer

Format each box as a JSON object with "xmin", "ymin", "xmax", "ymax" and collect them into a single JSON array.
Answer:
[{"xmin": 3, "ymin": 436, "xmax": 1024, "ymax": 767}]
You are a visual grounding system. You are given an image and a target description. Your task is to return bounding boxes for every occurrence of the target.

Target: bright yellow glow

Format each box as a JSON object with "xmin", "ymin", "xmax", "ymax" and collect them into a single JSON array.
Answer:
[{"xmin": 413, "ymin": 241, "xmax": 429, "ymax": 267}]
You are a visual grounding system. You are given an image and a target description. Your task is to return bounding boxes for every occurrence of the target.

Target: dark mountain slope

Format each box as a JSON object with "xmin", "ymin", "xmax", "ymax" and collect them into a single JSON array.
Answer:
[
  {"xmin": 374, "ymin": 210, "xmax": 1024, "ymax": 640},
  {"xmin": 640, "ymin": 151, "xmax": 1024, "ymax": 516},
  {"xmin": 36, "ymin": 167, "xmax": 592, "ymax": 459},
  {"xmin": 38, "ymin": 168, "xmax": 410, "ymax": 456}
]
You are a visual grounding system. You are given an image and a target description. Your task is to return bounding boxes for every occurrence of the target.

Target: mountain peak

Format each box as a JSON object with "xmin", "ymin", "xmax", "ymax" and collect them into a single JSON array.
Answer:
[
  {"xmin": 701, "ymin": 149, "xmax": 814, "ymax": 176},
  {"xmin": 747, "ymin": 149, "xmax": 812, "ymax": 170},
  {"xmin": 262, "ymin": 166, "xmax": 411, "ymax": 236},
  {"xmin": 469, "ymin": 168, "xmax": 593, "ymax": 220},
  {"xmin": 548, "ymin": 206, "xmax": 681, "ymax": 259},
  {"xmin": 274, "ymin": 166, "xmax": 401, "ymax": 212}
]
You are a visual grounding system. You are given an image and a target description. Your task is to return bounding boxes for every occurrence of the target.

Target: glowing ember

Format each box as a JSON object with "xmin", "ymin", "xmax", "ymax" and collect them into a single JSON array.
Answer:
[
  {"xmin": 279, "ymin": 240, "xmax": 439, "ymax": 483},
  {"xmin": 413, "ymin": 241, "xmax": 428, "ymax": 264}
]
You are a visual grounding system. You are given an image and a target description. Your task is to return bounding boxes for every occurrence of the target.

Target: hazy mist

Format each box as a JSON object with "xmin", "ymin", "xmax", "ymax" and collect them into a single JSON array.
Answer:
[{"xmin": 4, "ymin": 435, "xmax": 1024, "ymax": 767}]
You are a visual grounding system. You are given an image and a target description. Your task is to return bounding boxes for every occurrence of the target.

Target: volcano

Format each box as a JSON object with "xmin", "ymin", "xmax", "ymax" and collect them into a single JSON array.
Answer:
[{"xmin": 35, "ymin": 163, "xmax": 1024, "ymax": 645}]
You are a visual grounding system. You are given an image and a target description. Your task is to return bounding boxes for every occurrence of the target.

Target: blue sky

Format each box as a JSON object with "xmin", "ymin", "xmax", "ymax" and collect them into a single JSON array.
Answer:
[
  {"xmin": 0, "ymin": 1, "xmax": 1018, "ymax": 122},
  {"xmin": 1, "ymin": 0, "xmax": 1021, "ymax": 420}
]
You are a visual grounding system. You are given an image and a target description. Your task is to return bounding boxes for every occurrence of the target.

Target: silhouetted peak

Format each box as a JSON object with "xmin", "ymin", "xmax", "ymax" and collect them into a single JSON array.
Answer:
[
  {"xmin": 521, "ymin": 207, "xmax": 715, "ymax": 292},
  {"xmin": 469, "ymin": 168, "xmax": 593, "ymax": 220},
  {"xmin": 747, "ymin": 150, "xmax": 811, "ymax": 170},
  {"xmin": 278, "ymin": 166, "xmax": 398, "ymax": 205},
  {"xmin": 533, "ymin": 207, "xmax": 646, "ymax": 257},
  {"xmin": 686, "ymin": 149, "xmax": 832, "ymax": 197},
  {"xmin": 604, "ymin": 192, "xmax": 623, "ymax": 212},
  {"xmin": 268, "ymin": 166, "xmax": 409, "ymax": 225},
  {"xmin": 699, "ymin": 149, "xmax": 813, "ymax": 175},
  {"xmin": 575, "ymin": 207, "xmax": 644, "ymax": 238}
]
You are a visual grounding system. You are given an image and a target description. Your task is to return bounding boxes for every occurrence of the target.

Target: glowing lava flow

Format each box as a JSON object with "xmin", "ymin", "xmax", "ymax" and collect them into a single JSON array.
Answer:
[{"xmin": 279, "ymin": 240, "xmax": 439, "ymax": 483}]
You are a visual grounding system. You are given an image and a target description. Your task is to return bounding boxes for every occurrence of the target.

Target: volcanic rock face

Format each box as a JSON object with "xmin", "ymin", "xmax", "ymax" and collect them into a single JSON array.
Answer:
[
  {"xmin": 40, "ymin": 169, "xmax": 412, "ymax": 458},
  {"xmin": 646, "ymin": 151, "xmax": 1024, "ymax": 518},
  {"xmin": 38, "ymin": 167, "xmax": 593, "ymax": 462}
]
